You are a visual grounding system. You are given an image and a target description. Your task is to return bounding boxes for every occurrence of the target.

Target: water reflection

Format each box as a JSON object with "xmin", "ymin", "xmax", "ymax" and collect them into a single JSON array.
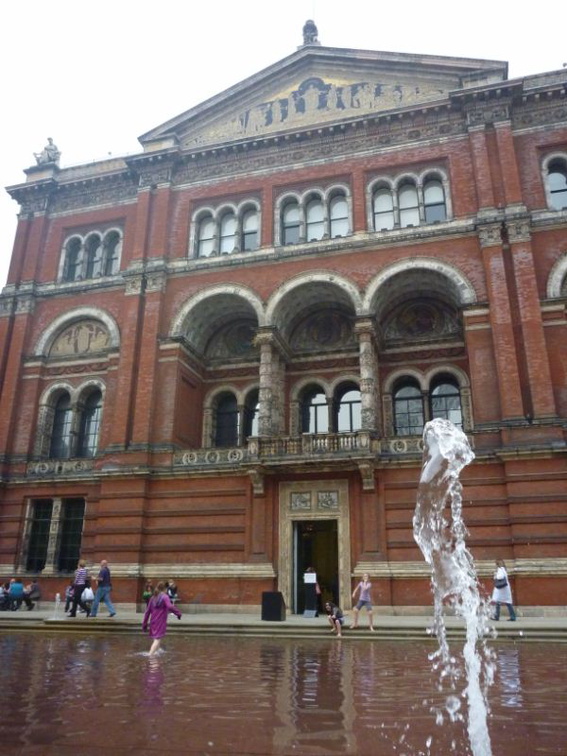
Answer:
[{"xmin": 0, "ymin": 634, "xmax": 565, "ymax": 755}]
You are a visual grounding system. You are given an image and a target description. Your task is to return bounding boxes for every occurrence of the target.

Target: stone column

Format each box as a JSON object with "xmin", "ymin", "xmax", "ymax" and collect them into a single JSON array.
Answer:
[
  {"xmin": 42, "ymin": 498, "xmax": 62, "ymax": 575},
  {"xmin": 254, "ymin": 329, "xmax": 287, "ymax": 436},
  {"xmin": 354, "ymin": 319, "xmax": 379, "ymax": 432}
]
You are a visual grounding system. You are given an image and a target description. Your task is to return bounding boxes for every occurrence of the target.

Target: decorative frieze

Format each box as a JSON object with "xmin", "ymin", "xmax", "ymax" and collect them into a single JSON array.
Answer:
[{"xmin": 27, "ymin": 459, "xmax": 94, "ymax": 476}]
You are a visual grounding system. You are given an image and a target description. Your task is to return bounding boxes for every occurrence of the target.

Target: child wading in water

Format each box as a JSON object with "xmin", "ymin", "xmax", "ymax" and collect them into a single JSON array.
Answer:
[
  {"xmin": 142, "ymin": 581, "xmax": 182, "ymax": 655},
  {"xmin": 351, "ymin": 572, "xmax": 375, "ymax": 631}
]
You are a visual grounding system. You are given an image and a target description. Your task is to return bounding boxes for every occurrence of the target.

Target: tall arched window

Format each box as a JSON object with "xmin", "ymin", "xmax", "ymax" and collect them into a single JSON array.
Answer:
[
  {"xmin": 373, "ymin": 187, "xmax": 395, "ymax": 230},
  {"xmin": 305, "ymin": 197, "xmax": 324, "ymax": 241},
  {"xmin": 103, "ymin": 231, "xmax": 121, "ymax": 276},
  {"xmin": 64, "ymin": 238, "xmax": 82, "ymax": 282},
  {"xmin": 214, "ymin": 393, "xmax": 239, "ymax": 447},
  {"xmin": 242, "ymin": 209, "xmax": 259, "ymax": 251},
  {"xmin": 301, "ymin": 388, "xmax": 329, "ymax": 434},
  {"xmin": 423, "ymin": 178, "xmax": 447, "ymax": 222},
  {"xmin": 85, "ymin": 235, "xmax": 102, "ymax": 278},
  {"xmin": 329, "ymin": 194, "xmax": 349, "ymax": 238},
  {"xmin": 50, "ymin": 394, "xmax": 73, "ymax": 458},
  {"xmin": 336, "ymin": 387, "xmax": 362, "ymax": 432},
  {"xmin": 398, "ymin": 183, "xmax": 420, "ymax": 227},
  {"xmin": 77, "ymin": 390, "xmax": 103, "ymax": 458},
  {"xmin": 547, "ymin": 160, "xmax": 567, "ymax": 210},
  {"xmin": 219, "ymin": 213, "xmax": 237, "ymax": 253},
  {"xmin": 197, "ymin": 216, "xmax": 216, "ymax": 257},
  {"xmin": 283, "ymin": 201, "xmax": 301, "ymax": 245},
  {"xmin": 394, "ymin": 382, "xmax": 424, "ymax": 436},
  {"xmin": 430, "ymin": 379, "xmax": 462, "ymax": 428}
]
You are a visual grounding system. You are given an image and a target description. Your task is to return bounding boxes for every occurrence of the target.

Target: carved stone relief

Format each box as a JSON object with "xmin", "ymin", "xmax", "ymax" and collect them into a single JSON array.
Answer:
[
  {"xmin": 183, "ymin": 75, "xmax": 451, "ymax": 149},
  {"xmin": 49, "ymin": 320, "xmax": 110, "ymax": 357}
]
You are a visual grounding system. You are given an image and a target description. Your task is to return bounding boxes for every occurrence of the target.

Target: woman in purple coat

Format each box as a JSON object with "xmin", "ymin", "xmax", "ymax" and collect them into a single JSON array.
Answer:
[{"xmin": 142, "ymin": 582, "xmax": 182, "ymax": 655}]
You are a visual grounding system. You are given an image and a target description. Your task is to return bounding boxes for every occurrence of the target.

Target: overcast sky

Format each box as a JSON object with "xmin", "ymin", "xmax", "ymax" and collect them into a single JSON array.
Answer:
[{"xmin": 1, "ymin": 0, "xmax": 564, "ymax": 287}]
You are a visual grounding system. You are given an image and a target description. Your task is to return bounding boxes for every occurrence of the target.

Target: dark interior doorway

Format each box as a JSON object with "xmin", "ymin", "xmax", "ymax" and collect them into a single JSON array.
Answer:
[{"xmin": 293, "ymin": 519, "xmax": 338, "ymax": 614}]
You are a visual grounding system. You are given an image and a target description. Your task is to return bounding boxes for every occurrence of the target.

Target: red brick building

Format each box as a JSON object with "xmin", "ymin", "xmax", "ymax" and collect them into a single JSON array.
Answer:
[{"xmin": 1, "ymin": 25, "xmax": 567, "ymax": 614}]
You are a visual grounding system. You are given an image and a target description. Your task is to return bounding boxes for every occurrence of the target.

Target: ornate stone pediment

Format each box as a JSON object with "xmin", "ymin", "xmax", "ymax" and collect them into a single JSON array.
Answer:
[{"xmin": 140, "ymin": 47, "xmax": 507, "ymax": 152}]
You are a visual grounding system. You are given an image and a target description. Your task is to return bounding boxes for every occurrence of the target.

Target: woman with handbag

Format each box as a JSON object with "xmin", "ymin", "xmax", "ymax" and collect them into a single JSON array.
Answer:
[{"xmin": 491, "ymin": 559, "xmax": 516, "ymax": 621}]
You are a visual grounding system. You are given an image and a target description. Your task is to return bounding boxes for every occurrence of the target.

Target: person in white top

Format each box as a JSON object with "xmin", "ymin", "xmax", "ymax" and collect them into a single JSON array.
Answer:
[{"xmin": 491, "ymin": 559, "xmax": 516, "ymax": 621}]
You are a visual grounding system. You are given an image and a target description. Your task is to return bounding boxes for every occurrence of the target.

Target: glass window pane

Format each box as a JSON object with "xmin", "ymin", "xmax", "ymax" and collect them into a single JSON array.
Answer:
[
  {"xmin": 198, "ymin": 218, "xmax": 215, "ymax": 257},
  {"xmin": 58, "ymin": 498, "xmax": 86, "ymax": 572},
  {"xmin": 65, "ymin": 238, "xmax": 82, "ymax": 282},
  {"xmin": 220, "ymin": 214, "xmax": 237, "ymax": 253},
  {"xmin": 85, "ymin": 235, "xmax": 102, "ymax": 278},
  {"xmin": 283, "ymin": 202, "xmax": 300, "ymax": 245},
  {"xmin": 103, "ymin": 231, "xmax": 121, "ymax": 275},
  {"xmin": 330, "ymin": 196, "xmax": 348, "ymax": 237},
  {"xmin": 26, "ymin": 500, "xmax": 53, "ymax": 572},
  {"xmin": 215, "ymin": 395, "xmax": 239, "ymax": 447},
  {"xmin": 337, "ymin": 389, "xmax": 361, "ymax": 432},
  {"xmin": 50, "ymin": 395, "xmax": 72, "ymax": 458},
  {"xmin": 306, "ymin": 199, "xmax": 324, "ymax": 241},
  {"xmin": 549, "ymin": 168, "xmax": 567, "ymax": 210},
  {"xmin": 373, "ymin": 189, "xmax": 395, "ymax": 230},
  {"xmin": 78, "ymin": 390, "xmax": 102, "ymax": 458},
  {"xmin": 242, "ymin": 210, "xmax": 259, "ymax": 251},
  {"xmin": 424, "ymin": 179, "xmax": 447, "ymax": 222}
]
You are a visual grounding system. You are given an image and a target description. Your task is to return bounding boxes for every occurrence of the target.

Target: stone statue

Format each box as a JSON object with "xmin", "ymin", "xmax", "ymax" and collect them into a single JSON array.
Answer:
[
  {"xmin": 34, "ymin": 137, "xmax": 61, "ymax": 166},
  {"xmin": 302, "ymin": 20, "xmax": 318, "ymax": 45}
]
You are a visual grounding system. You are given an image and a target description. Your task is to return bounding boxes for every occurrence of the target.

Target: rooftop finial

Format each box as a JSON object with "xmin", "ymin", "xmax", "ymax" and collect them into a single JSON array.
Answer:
[{"xmin": 302, "ymin": 19, "xmax": 320, "ymax": 46}]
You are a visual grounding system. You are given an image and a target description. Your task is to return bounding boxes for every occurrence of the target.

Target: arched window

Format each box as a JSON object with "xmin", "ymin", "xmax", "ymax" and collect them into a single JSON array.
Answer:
[
  {"xmin": 50, "ymin": 394, "xmax": 73, "ymax": 458},
  {"xmin": 336, "ymin": 387, "xmax": 361, "ymax": 432},
  {"xmin": 103, "ymin": 231, "xmax": 121, "ymax": 275},
  {"xmin": 219, "ymin": 213, "xmax": 237, "ymax": 254},
  {"xmin": 394, "ymin": 382, "xmax": 424, "ymax": 436},
  {"xmin": 398, "ymin": 183, "xmax": 420, "ymax": 227},
  {"xmin": 64, "ymin": 238, "xmax": 82, "ymax": 282},
  {"xmin": 301, "ymin": 388, "xmax": 329, "ymax": 434},
  {"xmin": 329, "ymin": 194, "xmax": 349, "ymax": 238},
  {"xmin": 430, "ymin": 379, "xmax": 462, "ymax": 428},
  {"xmin": 85, "ymin": 234, "xmax": 102, "ymax": 278},
  {"xmin": 243, "ymin": 390, "xmax": 259, "ymax": 439},
  {"xmin": 305, "ymin": 197, "xmax": 324, "ymax": 241},
  {"xmin": 197, "ymin": 216, "xmax": 216, "ymax": 257},
  {"xmin": 214, "ymin": 393, "xmax": 239, "ymax": 447},
  {"xmin": 242, "ymin": 209, "xmax": 259, "ymax": 251},
  {"xmin": 423, "ymin": 178, "xmax": 447, "ymax": 222},
  {"xmin": 77, "ymin": 390, "xmax": 103, "ymax": 458},
  {"xmin": 373, "ymin": 187, "xmax": 395, "ymax": 231},
  {"xmin": 547, "ymin": 160, "xmax": 567, "ymax": 210},
  {"xmin": 283, "ymin": 201, "xmax": 301, "ymax": 245}
]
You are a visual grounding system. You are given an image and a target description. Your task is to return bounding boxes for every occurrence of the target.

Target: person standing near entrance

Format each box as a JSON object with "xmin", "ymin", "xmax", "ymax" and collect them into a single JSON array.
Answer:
[
  {"xmin": 351, "ymin": 572, "xmax": 375, "ymax": 631},
  {"xmin": 89, "ymin": 559, "xmax": 116, "ymax": 618}
]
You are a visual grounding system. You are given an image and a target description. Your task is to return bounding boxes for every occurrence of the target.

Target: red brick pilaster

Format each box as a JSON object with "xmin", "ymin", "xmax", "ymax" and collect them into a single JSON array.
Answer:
[
  {"xmin": 478, "ymin": 224, "xmax": 524, "ymax": 420},
  {"xmin": 468, "ymin": 126, "xmax": 496, "ymax": 210},
  {"xmin": 506, "ymin": 219, "xmax": 556, "ymax": 418},
  {"xmin": 494, "ymin": 122, "xmax": 523, "ymax": 207}
]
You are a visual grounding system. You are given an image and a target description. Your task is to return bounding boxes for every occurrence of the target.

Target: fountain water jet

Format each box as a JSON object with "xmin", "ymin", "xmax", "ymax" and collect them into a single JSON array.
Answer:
[{"xmin": 413, "ymin": 418, "xmax": 494, "ymax": 756}]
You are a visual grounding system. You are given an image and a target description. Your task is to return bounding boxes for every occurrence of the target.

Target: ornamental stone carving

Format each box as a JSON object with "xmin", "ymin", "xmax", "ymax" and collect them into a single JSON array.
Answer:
[
  {"xmin": 505, "ymin": 218, "xmax": 532, "ymax": 244},
  {"xmin": 478, "ymin": 224, "xmax": 503, "ymax": 249}
]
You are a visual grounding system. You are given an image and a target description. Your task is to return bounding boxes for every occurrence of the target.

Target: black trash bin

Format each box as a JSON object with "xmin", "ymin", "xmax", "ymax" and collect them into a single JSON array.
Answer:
[{"xmin": 261, "ymin": 591, "xmax": 286, "ymax": 621}]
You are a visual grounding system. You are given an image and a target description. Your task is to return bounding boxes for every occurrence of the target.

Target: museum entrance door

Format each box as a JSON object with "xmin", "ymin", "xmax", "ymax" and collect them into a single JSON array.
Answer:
[
  {"xmin": 278, "ymin": 480, "xmax": 352, "ymax": 614},
  {"xmin": 293, "ymin": 519, "xmax": 338, "ymax": 614}
]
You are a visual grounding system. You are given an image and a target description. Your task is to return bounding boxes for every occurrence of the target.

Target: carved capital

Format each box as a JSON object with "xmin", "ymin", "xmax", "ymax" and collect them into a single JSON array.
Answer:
[
  {"xmin": 124, "ymin": 275, "xmax": 144, "ymax": 296},
  {"xmin": 505, "ymin": 218, "xmax": 531, "ymax": 244},
  {"xmin": 477, "ymin": 223, "xmax": 503, "ymax": 249},
  {"xmin": 465, "ymin": 102, "xmax": 510, "ymax": 127},
  {"xmin": 248, "ymin": 467, "xmax": 265, "ymax": 497}
]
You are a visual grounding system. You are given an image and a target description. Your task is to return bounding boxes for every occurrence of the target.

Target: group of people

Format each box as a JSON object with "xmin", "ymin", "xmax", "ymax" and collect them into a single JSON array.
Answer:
[
  {"xmin": 0, "ymin": 578, "xmax": 41, "ymax": 611},
  {"xmin": 324, "ymin": 560, "xmax": 517, "ymax": 637},
  {"xmin": 64, "ymin": 559, "xmax": 116, "ymax": 619}
]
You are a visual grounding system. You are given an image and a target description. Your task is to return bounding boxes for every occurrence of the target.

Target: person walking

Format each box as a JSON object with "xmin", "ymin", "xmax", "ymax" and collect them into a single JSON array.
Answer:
[
  {"xmin": 351, "ymin": 572, "xmax": 375, "ymax": 631},
  {"xmin": 491, "ymin": 559, "xmax": 516, "ymax": 621},
  {"xmin": 142, "ymin": 582, "xmax": 182, "ymax": 656},
  {"xmin": 89, "ymin": 559, "xmax": 116, "ymax": 618},
  {"xmin": 68, "ymin": 559, "xmax": 91, "ymax": 618}
]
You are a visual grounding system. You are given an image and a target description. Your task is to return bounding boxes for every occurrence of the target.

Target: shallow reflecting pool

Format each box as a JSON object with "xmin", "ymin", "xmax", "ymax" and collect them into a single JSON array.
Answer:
[{"xmin": 0, "ymin": 633, "xmax": 565, "ymax": 755}]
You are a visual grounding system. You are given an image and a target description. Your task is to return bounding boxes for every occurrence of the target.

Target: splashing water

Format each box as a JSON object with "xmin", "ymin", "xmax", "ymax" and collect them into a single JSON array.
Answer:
[
  {"xmin": 52, "ymin": 592, "xmax": 62, "ymax": 620},
  {"xmin": 413, "ymin": 418, "xmax": 494, "ymax": 756}
]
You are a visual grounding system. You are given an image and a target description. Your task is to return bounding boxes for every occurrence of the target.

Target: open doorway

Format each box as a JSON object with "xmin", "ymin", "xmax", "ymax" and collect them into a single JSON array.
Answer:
[{"xmin": 293, "ymin": 520, "xmax": 338, "ymax": 614}]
